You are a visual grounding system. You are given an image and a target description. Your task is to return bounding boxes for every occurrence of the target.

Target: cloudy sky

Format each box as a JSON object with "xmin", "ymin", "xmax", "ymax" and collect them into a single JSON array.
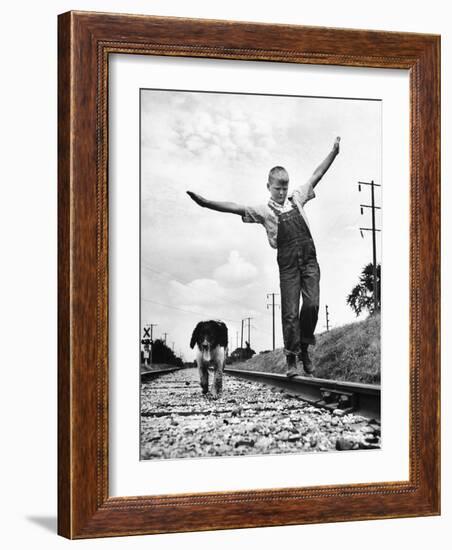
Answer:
[{"xmin": 140, "ymin": 89, "xmax": 381, "ymax": 361}]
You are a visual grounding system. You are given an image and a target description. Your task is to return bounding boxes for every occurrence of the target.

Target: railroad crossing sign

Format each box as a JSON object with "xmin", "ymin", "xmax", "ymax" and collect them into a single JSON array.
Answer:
[
  {"xmin": 141, "ymin": 338, "xmax": 152, "ymax": 350},
  {"xmin": 142, "ymin": 324, "xmax": 157, "ymax": 366}
]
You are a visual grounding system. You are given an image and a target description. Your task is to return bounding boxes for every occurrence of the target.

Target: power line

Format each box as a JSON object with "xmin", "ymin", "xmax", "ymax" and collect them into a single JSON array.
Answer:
[
  {"xmin": 141, "ymin": 263, "xmax": 255, "ymax": 313},
  {"xmin": 142, "ymin": 265, "xmax": 277, "ymax": 333},
  {"xmin": 142, "ymin": 298, "xmax": 270, "ymax": 343},
  {"xmin": 142, "ymin": 297, "xmax": 238, "ymax": 322}
]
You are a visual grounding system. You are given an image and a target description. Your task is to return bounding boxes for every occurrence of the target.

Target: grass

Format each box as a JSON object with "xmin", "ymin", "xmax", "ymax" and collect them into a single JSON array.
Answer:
[{"xmin": 229, "ymin": 313, "xmax": 381, "ymax": 385}]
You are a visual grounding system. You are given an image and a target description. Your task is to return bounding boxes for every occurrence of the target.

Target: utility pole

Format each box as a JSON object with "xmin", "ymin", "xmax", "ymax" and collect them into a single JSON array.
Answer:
[
  {"xmin": 243, "ymin": 317, "xmax": 253, "ymax": 348},
  {"xmin": 267, "ymin": 293, "xmax": 280, "ymax": 350},
  {"xmin": 162, "ymin": 332, "xmax": 168, "ymax": 344},
  {"xmin": 248, "ymin": 317, "xmax": 251, "ymax": 346},
  {"xmin": 325, "ymin": 305, "xmax": 330, "ymax": 331},
  {"xmin": 143, "ymin": 323, "xmax": 157, "ymax": 341},
  {"xmin": 240, "ymin": 319, "xmax": 244, "ymax": 359},
  {"xmin": 358, "ymin": 180, "xmax": 381, "ymax": 312}
]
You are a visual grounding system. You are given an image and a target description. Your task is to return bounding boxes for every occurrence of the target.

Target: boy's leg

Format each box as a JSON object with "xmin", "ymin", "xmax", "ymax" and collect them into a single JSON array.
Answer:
[
  {"xmin": 299, "ymin": 258, "xmax": 320, "ymax": 374},
  {"xmin": 279, "ymin": 258, "xmax": 302, "ymax": 376},
  {"xmin": 285, "ymin": 353, "xmax": 298, "ymax": 378}
]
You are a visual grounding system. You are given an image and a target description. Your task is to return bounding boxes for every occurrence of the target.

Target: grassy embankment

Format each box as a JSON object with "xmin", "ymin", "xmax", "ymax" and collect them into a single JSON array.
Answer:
[{"xmin": 229, "ymin": 313, "xmax": 380, "ymax": 385}]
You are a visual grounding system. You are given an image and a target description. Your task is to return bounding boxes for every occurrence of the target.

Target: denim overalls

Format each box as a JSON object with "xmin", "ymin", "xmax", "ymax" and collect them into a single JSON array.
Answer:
[{"xmin": 276, "ymin": 202, "xmax": 320, "ymax": 356}]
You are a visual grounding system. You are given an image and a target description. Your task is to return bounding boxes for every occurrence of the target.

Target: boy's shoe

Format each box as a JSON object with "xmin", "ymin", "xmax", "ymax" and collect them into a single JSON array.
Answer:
[
  {"xmin": 286, "ymin": 366, "xmax": 298, "ymax": 378},
  {"xmin": 300, "ymin": 346, "xmax": 315, "ymax": 375},
  {"xmin": 285, "ymin": 355, "xmax": 298, "ymax": 378}
]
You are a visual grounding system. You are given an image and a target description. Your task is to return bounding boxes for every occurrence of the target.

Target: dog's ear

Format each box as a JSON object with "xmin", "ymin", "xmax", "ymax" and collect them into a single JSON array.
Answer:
[
  {"xmin": 217, "ymin": 322, "xmax": 228, "ymax": 348},
  {"xmin": 190, "ymin": 322, "xmax": 202, "ymax": 349}
]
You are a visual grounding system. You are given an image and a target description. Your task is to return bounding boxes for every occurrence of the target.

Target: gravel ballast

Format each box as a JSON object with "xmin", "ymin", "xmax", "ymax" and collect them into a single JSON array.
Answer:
[{"xmin": 141, "ymin": 368, "xmax": 381, "ymax": 460}]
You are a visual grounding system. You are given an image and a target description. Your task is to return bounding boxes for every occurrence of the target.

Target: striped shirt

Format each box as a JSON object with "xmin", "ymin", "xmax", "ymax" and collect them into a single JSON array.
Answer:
[{"xmin": 241, "ymin": 181, "xmax": 316, "ymax": 249}]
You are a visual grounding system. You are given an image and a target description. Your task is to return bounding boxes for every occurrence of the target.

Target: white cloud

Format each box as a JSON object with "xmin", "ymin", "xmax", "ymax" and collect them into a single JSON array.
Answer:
[
  {"xmin": 185, "ymin": 135, "xmax": 205, "ymax": 153},
  {"xmin": 146, "ymin": 93, "xmax": 285, "ymax": 162},
  {"xmin": 163, "ymin": 251, "xmax": 260, "ymax": 323},
  {"xmin": 213, "ymin": 250, "xmax": 258, "ymax": 287},
  {"xmin": 228, "ymin": 105, "xmax": 246, "ymax": 121},
  {"xmin": 168, "ymin": 278, "xmax": 226, "ymax": 307}
]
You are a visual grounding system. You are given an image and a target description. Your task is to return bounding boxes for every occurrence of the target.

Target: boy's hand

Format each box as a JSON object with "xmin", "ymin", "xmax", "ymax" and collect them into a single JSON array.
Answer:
[
  {"xmin": 187, "ymin": 192, "xmax": 245, "ymax": 216},
  {"xmin": 308, "ymin": 136, "xmax": 341, "ymax": 188},
  {"xmin": 187, "ymin": 190, "xmax": 207, "ymax": 207}
]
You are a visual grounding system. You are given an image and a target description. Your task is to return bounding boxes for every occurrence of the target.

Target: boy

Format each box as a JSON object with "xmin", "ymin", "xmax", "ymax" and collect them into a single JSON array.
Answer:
[{"xmin": 187, "ymin": 137, "xmax": 340, "ymax": 377}]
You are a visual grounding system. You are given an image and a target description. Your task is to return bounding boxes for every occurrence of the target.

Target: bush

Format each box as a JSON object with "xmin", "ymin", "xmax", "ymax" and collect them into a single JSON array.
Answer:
[{"xmin": 229, "ymin": 314, "xmax": 380, "ymax": 385}]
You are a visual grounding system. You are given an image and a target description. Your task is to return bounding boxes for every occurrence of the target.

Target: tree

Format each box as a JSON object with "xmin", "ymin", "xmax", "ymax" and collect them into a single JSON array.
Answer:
[
  {"xmin": 226, "ymin": 342, "xmax": 256, "ymax": 364},
  {"xmin": 151, "ymin": 338, "xmax": 180, "ymax": 366},
  {"xmin": 347, "ymin": 263, "xmax": 381, "ymax": 317}
]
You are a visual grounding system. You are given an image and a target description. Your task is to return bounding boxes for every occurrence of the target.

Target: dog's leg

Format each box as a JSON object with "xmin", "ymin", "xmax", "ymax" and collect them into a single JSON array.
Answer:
[
  {"xmin": 212, "ymin": 367, "xmax": 223, "ymax": 399},
  {"xmin": 197, "ymin": 357, "xmax": 209, "ymax": 395},
  {"xmin": 212, "ymin": 348, "xmax": 225, "ymax": 399}
]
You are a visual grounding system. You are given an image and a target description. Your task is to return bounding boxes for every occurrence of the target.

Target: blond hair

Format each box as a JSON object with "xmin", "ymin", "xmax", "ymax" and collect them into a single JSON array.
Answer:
[{"xmin": 268, "ymin": 166, "xmax": 289, "ymax": 184}]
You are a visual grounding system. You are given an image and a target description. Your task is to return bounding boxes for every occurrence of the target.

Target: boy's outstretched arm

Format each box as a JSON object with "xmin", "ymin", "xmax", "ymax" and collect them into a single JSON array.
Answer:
[
  {"xmin": 308, "ymin": 137, "xmax": 341, "ymax": 188},
  {"xmin": 187, "ymin": 191, "xmax": 245, "ymax": 216}
]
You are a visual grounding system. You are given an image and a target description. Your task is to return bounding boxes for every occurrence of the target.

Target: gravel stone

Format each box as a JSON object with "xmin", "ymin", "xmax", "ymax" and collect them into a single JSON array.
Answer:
[{"xmin": 140, "ymin": 368, "xmax": 381, "ymax": 460}]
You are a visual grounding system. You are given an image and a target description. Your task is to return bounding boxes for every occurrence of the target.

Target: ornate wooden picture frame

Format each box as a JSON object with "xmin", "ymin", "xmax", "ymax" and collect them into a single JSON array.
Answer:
[{"xmin": 58, "ymin": 11, "xmax": 440, "ymax": 539}]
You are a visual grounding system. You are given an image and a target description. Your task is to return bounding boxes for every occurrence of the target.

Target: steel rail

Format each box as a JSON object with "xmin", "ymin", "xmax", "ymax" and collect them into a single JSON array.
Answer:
[
  {"xmin": 224, "ymin": 367, "xmax": 380, "ymax": 420},
  {"xmin": 140, "ymin": 365, "xmax": 183, "ymax": 380}
]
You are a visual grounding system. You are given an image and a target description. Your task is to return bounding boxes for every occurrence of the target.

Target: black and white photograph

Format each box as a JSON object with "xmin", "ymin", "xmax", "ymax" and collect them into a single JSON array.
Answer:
[{"xmin": 140, "ymin": 89, "xmax": 382, "ymax": 460}]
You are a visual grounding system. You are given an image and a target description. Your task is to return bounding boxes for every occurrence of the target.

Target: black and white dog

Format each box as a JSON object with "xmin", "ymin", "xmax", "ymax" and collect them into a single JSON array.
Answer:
[{"xmin": 190, "ymin": 320, "xmax": 228, "ymax": 398}]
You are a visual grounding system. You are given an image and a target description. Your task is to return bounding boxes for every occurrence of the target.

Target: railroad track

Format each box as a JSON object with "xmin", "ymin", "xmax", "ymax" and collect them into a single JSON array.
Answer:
[
  {"xmin": 140, "ymin": 365, "xmax": 183, "ymax": 380},
  {"xmin": 224, "ymin": 367, "xmax": 380, "ymax": 420},
  {"xmin": 140, "ymin": 368, "xmax": 381, "ymax": 460}
]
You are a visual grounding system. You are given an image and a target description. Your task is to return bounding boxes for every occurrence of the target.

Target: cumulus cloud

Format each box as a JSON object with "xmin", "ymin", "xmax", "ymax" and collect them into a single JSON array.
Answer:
[
  {"xmin": 141, "ymin": 90, "xmax": 299, "ymax": 168},
  {"xmin": 167, "ymin": 99, "xmax": 278, "ymax": 162},
  {"xmin": 168, "ymin": 278, "xmax": 227, "ymax": 307},
  {"xmin": 164, "ymin": 251, "xmax": 259, "ymax": 322},
  {"xmin": 213, "ymin": 250, "xmax": 258, "ymax": 287}
]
